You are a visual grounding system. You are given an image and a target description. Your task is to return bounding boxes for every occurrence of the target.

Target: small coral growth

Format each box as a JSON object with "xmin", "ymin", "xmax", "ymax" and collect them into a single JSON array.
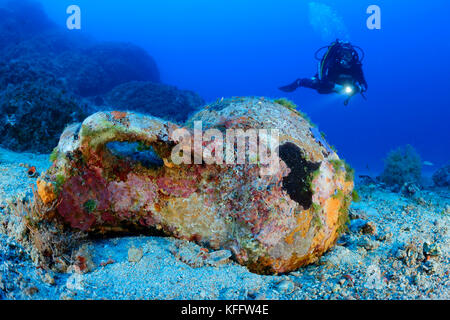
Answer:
[
  {"xmin": 330, "ymin": 158, "xmax": 355, "ymax": 182},
  {"xmin": 380, "ymin": 145, "xmax": 422, "ymax": 186},
  {"xmin": 36, "ymin": 179, "xmax": 56, "ymax": 205},
  {"xmin": 274, "ymin": 98, "xmax": 316, "ymax": 127},
  {"xmin": 274, "ymin": 98, "xmax": 297, "ymax": 110}
]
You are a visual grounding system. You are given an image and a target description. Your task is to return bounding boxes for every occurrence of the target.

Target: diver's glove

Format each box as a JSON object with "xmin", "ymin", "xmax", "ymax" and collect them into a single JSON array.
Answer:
[{"xmin": 279, "ymin": 79, "xmax": 301, "ymax": 92}]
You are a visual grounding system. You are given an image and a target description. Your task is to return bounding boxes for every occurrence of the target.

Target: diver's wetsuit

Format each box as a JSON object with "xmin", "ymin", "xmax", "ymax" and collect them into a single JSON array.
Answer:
[{"xmin": 280, "ymin": 40, "xmax": 368, "ymax": 95}]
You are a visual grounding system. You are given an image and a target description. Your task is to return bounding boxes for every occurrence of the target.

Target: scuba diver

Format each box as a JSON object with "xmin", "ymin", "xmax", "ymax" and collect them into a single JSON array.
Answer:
[{"xmin": 279, "ymin": 40, "xmax": 368, "ymax": 105}]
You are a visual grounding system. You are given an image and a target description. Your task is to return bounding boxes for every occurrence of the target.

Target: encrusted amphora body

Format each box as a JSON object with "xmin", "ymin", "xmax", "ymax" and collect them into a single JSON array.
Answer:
[{"xmin": 38, "ymin": 97, "xmax": 354, "ymax": 274}]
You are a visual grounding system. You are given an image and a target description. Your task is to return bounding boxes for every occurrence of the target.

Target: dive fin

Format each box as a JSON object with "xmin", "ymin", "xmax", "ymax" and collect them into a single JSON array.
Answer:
[
  {"xmin": 278, "ymin": 79, "xmax": 301, "ymax": 93},
  {"xmin": 360, "ymin": 91, "xmax": 367, "ymax": 100}
]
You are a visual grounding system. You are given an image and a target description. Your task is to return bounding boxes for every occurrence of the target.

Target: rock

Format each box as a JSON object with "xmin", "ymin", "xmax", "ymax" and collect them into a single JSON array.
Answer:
[
  {"xmin": 207, "ymin": 250, "xmax": 232, "ymax": 266},
  {"xmin": 422, "ymin": 260, "xmax": 438, "ymax": 274},
  {"xmin": 400, "ymin": 182, "xmax": 421, "ymax": 197},
  {"xmin": 413, "ymin": 273, "xmax": 424, "ymax": 286},
  {"xmin": 43, "ymin": 273, "xmax": 55, "ymax": 285},
  {"xmin": 59, "ymin": 292, "xmax": 75, "ymax": 300},
  {"xmin": 276, "ymin": 280, "xmax": 295, "ymax": 294},
  {"xmin": 0, "ymin": 1, "xmax": 163, "ymax": 153},
  {"xmin": 0, "ymin": 82, "xmax": 88, "ymax": 153},
  {"xmin": 102, "ymin": 81, "xmax": 204, "ymax": 123},
  {"xmin": 392, "ymin": 260, "xmax": 400, "ymax": 270},
  {"xmin": 357, "ymin": 175, "xmax": 377, "ymax": 185},
  {"xmin": 395, "ymin": 248, "xmax": 407, "ymax": 260},
  {"xmin": 66, "ymin": 273, "xmax": 84, "ymax": 291},
  {"xmin": 358, "ymin": 237, "xmax": 380, "ymax": 251},
  {"xmin": 69, "ymin": 246, "xmax": 96, "ymax": 274},
  {"xmin": 389, "ymin": 184, "xmax": 401, "ymax": 193},
  {"xmin": 1, "ymin": 37, "xmax": 160, "ymax": 99},
  {"xmin": 320, "ymin": 246, "xmax": 362, "ymax": 268},
  {"xmin": 432, "ymin": 165, "xmax": 450, "ymax": 187},
  {"xmin": 170, "ymin": 241, "xmax": 206, "ymax": 268},
  {"xmin": 349, "ymin": 219, "xmax": 368, "ymax": 233},
  {"xmin": 350, "ymin": 219, "xmax": 376, "ymax": 235},
  {"xmin": 376, "ymin": 231, "xmax": 393, "ymax": 242},
  {"xmin": 170, "ymin": 242, "xmax": 229, "ymax": 268},
  {"xmin": 198, "ymin": 289, "xmax": 207, "ymax": 299},
  {"xmin": 0, "ymin": 0, "xmax": 54, "ymax": 50},
  {"xmin": 414, "ymin": 197, "xmax": 427, "ymax": 206},
  {"xmin": 36, "ymin": 97, "xmax": 355, "ymax": 274},
  {"xmin": 395, "ymin": 242, "xmax": 424, "ymax": 267},
  {"xmin": 220, "ymin": 288, "xmax": 240, "ymax": 300},
  {"xmin": 128, "ymin": 247, "xmax": 144, "ymax": 263},
  {"xmin": 249, "ymin": 291, "xmax": 267, "ymax": 300},
  {"xmin": 24, "ymin": 286, "xmax": 39, "ymax": 296},
  {"xmin": 0, "ymin": 57, "xmax": 61, "ymax": 91},
  {"xmin": 332, "ymin": 284, "xmax": 341, "ymax": 293},
  {"xmin": 57, "ymin": 43, "xmax": 160, "ymax": 97},
  {"xmin": 423, "ymin": 242, "xmax": 441, "ymax": 257},
  {"xmin": 347, "ymin": 208, "xmax": 359, "ymax": 220},
  {"xmin": 361, "ymin": 222, "xmax": 376, "ymax": 235},
  {"xmin": 364, "ymin": 264, "xmax": 384, "ymax": 290},
  {"xmin": 100, "ymin": 258, "xmax": 115, "ymax": 267}
]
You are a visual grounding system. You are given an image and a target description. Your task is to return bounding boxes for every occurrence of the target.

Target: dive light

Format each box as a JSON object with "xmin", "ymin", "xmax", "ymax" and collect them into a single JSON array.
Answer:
[{"xmin": 344, "ymin": 85, "xmax": 354, "ymax": 95}]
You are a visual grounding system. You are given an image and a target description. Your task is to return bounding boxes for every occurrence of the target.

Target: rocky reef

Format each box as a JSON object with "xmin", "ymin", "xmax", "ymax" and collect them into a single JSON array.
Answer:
[
  {"xmin": 433, "ymin": 165, "xmax": 450, "ymax": 187},
  {"xmin": 35, "ymin": 97, "xmax": 354, "ymax": 274},
  {"xmin": 0, "ymin": 0, "xmax": 55, "ymax": 50},
  {"xmin": 55, "ymin": 42, "xmax": 160, "ymax": 97},
  {"xmin": 380, "ymin": 145, "xmax": 422, "ymax": 187},
  {"xmin": 0, "ymin": 0, "xmax": 203, "ymax": 154},
  {"xmin": 0, "ymin": 82, "xmax": 89, "ymax": 153},
  {"xmin": 101, "ymin": 81, "xmax": 204, "ymax": 123}
]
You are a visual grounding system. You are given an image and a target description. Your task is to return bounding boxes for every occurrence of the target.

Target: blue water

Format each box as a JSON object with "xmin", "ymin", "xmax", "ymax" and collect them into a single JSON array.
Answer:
[{"xmin": 22, "ymin": 0, "xmax": 450, "ymax": 173}]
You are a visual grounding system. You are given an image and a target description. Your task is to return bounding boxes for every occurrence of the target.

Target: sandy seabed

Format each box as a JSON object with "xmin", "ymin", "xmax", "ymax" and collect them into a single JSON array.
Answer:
[{"xmin": 0, "ymin": 147, "xmax": 448, "ymax": 300}]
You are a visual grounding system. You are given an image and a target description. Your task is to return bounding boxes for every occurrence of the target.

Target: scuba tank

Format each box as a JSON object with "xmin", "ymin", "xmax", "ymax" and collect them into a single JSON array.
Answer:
[
  {"xmin": 315, "ymin": 40, "xmax": 366, "ymax": 105},
  {"xmin": 315, "ymin": 40, "xmax": 365, "ymax": 80}
]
